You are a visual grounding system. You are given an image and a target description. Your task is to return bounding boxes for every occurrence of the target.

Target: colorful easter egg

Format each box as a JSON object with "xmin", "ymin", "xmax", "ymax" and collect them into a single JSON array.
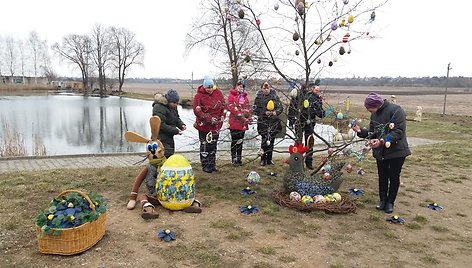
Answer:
[
  {"xmin": 246, "ymin": 171, "xmax": 260, "ymax": 185},
  {"xmin": 346, "ymin": 164, "xmax": 353, "ymax": 173},
  {"xmin": 266, "ymin": 100, "xmax": 275, "ymax": 111},
  {"xmin": 332, "ymin": 193, "xmax": 342, "ymax": 202},
  {"xmin": 289, "ymin": 191, "xmax": 302, "ymax": 201},
  {"xmin": 156, "ymin": 154, "xmax": 195, "ymax": 211},
  {"xmin": 313, "ymin": 195, "xmax": 326, "ymax": 204},
  {"xmin": 301, "ymin": 195, "xmax": 313, "ymax": 204}
]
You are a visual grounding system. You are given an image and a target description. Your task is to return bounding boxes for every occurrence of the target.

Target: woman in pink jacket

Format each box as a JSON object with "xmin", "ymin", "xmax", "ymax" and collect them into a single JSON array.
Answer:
[
  {"xmin": 227, "ymin": 80, "xmax": 252, "ymax": 166},
  {"xmin": 193, "ymin": 75, "xmax": 226, "ymax": 173}
]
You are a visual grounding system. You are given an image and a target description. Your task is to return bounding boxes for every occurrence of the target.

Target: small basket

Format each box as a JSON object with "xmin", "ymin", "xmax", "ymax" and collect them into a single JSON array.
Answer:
[
  {"xmin": 273, "ymin": 191, "xmax": 357, "ymax": 214},
  {"xmin": 36, "ymin": 190, "xmax": 106, "ymax": 255}
]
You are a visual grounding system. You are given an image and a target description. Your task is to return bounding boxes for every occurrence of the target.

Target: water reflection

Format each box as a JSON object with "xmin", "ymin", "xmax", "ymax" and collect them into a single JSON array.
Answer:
[{"xmin": 0, "ymin": 95, "xmax": 336, "ymax": 156}]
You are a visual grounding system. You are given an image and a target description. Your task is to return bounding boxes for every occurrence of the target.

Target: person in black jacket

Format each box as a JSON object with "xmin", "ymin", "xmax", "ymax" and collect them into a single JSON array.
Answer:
[
  {"xmin": 253, "ymin": 81, "xmax": 283, "ymax": 166},
  {"xmin": 352, "ymin": 92, "xmax": 411, "ymax": 214},
  {"xmin": 288, "ymin": 81, "xmax": 325, "ymax": 169},
  {"xmin": 152, "ymin": 89, "xmax": 186, "ymax": 158}
]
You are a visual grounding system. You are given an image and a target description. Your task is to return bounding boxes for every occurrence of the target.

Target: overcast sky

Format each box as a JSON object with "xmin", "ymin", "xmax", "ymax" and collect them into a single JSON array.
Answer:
[{"xmin": 0, "ymin": 0, "xmax": 468, "ymax": 79}]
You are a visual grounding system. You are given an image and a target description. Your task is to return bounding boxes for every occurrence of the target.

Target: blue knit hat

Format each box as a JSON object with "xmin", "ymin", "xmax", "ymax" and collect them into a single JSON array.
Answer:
[
  {"xmin": 165, "ymin": 89, "xmax": 179, "ymax": 103},
  {"xmin": 203, "ymin": 75, "xmax": 214, "ymax": 88}
]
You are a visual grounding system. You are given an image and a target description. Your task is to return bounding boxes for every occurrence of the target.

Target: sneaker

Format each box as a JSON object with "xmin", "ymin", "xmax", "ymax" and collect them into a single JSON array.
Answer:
[{"xmin": 267, "ymin": 161, "xmax": 275, "ymax": 165}]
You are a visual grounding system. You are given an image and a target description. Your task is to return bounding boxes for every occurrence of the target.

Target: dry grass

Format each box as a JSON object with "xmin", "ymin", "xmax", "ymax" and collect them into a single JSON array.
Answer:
[{"xmin": 0, "ymin": 117, "xmax": 47, "ymax": 157}]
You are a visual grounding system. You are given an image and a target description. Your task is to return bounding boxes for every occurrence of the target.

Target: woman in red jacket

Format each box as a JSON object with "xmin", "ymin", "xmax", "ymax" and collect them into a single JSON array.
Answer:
[
  {"xmin": 227, "ymin": 80, "xmax": 252, "ymax": 166},
  {"xmin": 193, "ymin": 75, "xmax": 226, "ymax": 173}
]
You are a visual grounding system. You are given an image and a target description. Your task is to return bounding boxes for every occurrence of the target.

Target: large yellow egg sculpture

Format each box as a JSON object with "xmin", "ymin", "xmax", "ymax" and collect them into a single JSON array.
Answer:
[{"xmin": 156, "ymin": 154, "xmax": 195, "ymax": 210}]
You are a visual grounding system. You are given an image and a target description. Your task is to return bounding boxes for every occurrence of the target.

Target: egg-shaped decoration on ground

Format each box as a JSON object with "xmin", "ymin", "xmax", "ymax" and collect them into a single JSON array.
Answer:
[
  {"xmin": 247, "ymin": 171, "xmax": 261, "ymax": 185},
  {"xmin": 156, "ymin": 154, "xmax": 195, "ymax": 211}
]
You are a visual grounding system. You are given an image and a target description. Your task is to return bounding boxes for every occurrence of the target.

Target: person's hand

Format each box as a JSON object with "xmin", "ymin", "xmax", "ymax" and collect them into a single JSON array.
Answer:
[
  {"xmin": 272, "ymin": 111, "xmax": 277, "ymax": 116},
  {"xmin": 369, "ymin": 139, "xmax": 383, "ymax": 148},
  {"xmin": 351, "ymin": 124, "xmax": 361, "ymax": 133},
  {"xmin": 181, "ymin": 125, "xmax": 187, "ymax": 131},
  {"xmin": 211, "ymin": 117, "xmax": 218, "ymax": 125},
  {"xmin": 265, "ymin": 111, "xmax": 272, "ymax": 116}
]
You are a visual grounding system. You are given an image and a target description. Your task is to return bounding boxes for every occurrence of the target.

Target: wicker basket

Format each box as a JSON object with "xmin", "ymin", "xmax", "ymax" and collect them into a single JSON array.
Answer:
[
  {"xmin": 36, "ymin": 190, "xmax": 106, "ymax": 255},
  {"xmin": 273, "ymin": 191, "xmax": 357, "ymax": 214}
]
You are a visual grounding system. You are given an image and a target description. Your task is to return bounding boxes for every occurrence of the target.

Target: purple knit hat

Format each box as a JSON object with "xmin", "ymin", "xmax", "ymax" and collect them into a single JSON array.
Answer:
[{"xmin": 364, "ymin": 92, "xmax": 384, "ymax": 109}]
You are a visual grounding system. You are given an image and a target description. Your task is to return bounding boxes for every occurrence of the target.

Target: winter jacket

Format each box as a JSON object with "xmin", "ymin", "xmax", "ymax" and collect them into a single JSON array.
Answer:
[
  {"xmin": 193, "ymin": 85, "xmax": 226, "ymax": 133},
  {"xmin": 227, "ymin": 88, "xmax": 252, "ymax": 131},
  {"xmin": 288, "ymin": 90, "xmax": 324, "ymax": 127},
  {"xmin": 357, "ymin": 100, "xmax": 411, "ymax": 160},
  {"xmin": 253, "ymin": 89, "xmax": 283, "ymax": 135},
  {"xmin": 152, "ymin": 94, "xmax": 185, "ymax": 155}
]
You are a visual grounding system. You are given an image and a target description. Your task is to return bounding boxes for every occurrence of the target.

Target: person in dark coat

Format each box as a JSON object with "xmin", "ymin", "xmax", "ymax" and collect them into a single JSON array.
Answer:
[
  {"xmin": 288, "ymin": 81, "xmax": 325, "ymax": 169},
  {"xmin": 253, "ymin": 81, "xmax": 283, "ymax": 166},
  {"xmin": 352, "ymin": 92, "xmax": 411, "ymax": 214},
  {"xmin": 193, "ymin": 75, "xmax": 226, "ymax": 173},
  {"xmin": 152, "ymin": 89, "xmax": 186, "ymax": 158}
]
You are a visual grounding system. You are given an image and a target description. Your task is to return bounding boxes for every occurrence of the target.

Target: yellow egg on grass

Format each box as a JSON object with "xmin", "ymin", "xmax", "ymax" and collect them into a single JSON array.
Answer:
[{"xmin": 156, "ymin": 154, "xmax": 195, "ymax": 211}]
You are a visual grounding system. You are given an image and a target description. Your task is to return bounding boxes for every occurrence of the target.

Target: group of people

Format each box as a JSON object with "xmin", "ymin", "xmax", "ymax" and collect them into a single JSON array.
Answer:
[
  {"xmin": 152, "ymin": 77, "xmax": 410, "ymax": 214},
  {"xmin": 153, "ymin": 75, "xmax": 326, "ymax": 173}
]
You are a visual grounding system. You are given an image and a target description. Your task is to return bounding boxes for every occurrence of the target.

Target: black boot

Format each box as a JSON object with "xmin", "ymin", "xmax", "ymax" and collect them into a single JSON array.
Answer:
[
  {"xmin": 203, "ymin": 165, "xmax": 213, "ymax": 173},
  {"xmin": 266, "ymin": 151, "xmax": 275, "ymax": 165},
  {"xmin": 384, "ymin": 203, "xmax": 394, "ymax": 213},
  {"xmin": 376, "ymin": 200, "xmax": 386, "ymax": 210},
  {"xmin": 260, "ymin": 153, "xmax": 267, "ymax": 166}
]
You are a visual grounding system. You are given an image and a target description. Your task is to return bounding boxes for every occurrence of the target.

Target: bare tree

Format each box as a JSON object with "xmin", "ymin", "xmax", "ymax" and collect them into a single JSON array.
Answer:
[
  {"xmin": 28, "ymin": 31, "xmax": 48, "ymax": 84},
  {"xmin": 4, "ymin": 36, "xmax": 17, "ymax": 79},
  {"xmin": 186, "ymin": 0, "xmax": 266, "ymax": 88},
  {"xmin": 18, "ymin": 39, "xmax": 27, "ymax": 82},
  {"xmin": 109, "ymin": 26, "xmax": 144, "ymax": 93},
  {"xmin": 53, "ymin": 34, "xmax": 92, "ymax": 93},
  {"xmin": 90, "ymin": 24, "xmax": 111, "ymax": 96}
]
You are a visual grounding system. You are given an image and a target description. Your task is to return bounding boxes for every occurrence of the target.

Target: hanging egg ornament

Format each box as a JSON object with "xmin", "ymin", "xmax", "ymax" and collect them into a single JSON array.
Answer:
[
  {"xmin": 339, "ymin": 18, "xmax": 346, "ymax": 27},
  {"xmin": 244, "ymin": 55, "xmax": 251, "ymax": 62},
  {"xmin": 303, "ymin": 99, "xmax": 309, "ymax": 108},
  {"xmin": 327, "ymin": 147, "xmax": 334, "ymax": 155},
  {"xmin": 317, "ymin": 58, "xmax": 321, "ymax": 64},
  {"xmin": 331, "ymin": 22, "xmax": 338, "ymax": 31},
  {"xmin": 370, "ymin": 11, "xmax": 376, "ymax": 21},
  {"xmin": 296, "ymin": 2, "xmax": 305, "ymax": 15},
  {"xmin": 246, "ymin": 171, "xmax": 261, "ymax": 185},
  {"xmin": 295, "ymin": 50, "xmax": 300, "ymax": 56},
  {"xmin": 256, "ymin": 19, "xmax": 261, "ymax": 26},
  {"xmin": 343, "ymin": 33, "xmax": 350, "ymax": 43},
  {"xmin": 343, "ymin": 0, "xmax": 349, "ymax": 4},
  {"xmin": 329, "ymin": 61, "xmax": 333, "ymax": 67},
  {"xmin": 327, "ymin": 35, "xmax": 332, "ymax": 41},
  {"xmin": 339, "ymin": 46, "xmax": 345, "ymax": 55},
  {"xmin": 274, "ymin": 3, "xmax": 279, "ymax": 10},
  {"xmin": 293, "ymin": 32, "xmax": 300, "ymax": 41},
  {"xmin": 289, "ymin": 191, "xmax": 302, "ymax": 201},
  {"xmin": 315, "ymin": 37, "xmax": 322, "ymax": 45},
  {"xmin": 348, "ymin": 15, "xmax": 354, "ymax": 24},
  {"xmin": 385, "ymin": 141, "xmax": 391, "ymax": 148},
  {"xmin": 266, "ymin": 100, "xmax": 275, "ymax": 111},
  {"xmin": 238, "ymin": 9, "xmax": 245, "ymax": 19},
  {"xmin": 266, "ymin": 140, "xmax": 271, "ymax": 146},
  {"xmin": 290, "ymin": 88, "xmax": 298, "ymax": 98},
  {"xmin": 336, "ymin": 112, "xmax": 344, "ymax": 119},
  {"xmin": 389, "ymin": 123, "xmax": 395, "ymax": 129},
  {"xmin": 323, "ymin": 164, "xmax": 332, "ymax": 172},
  {"xmin": 346, "ymin": 164, "xmax": 353, "ymax": 173}
]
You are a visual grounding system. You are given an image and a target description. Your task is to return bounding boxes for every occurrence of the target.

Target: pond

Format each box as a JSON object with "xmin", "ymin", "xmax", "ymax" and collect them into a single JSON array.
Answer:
[{"xmin": 0, "ymin": 94, "xmax": 336, "ymax": 157}]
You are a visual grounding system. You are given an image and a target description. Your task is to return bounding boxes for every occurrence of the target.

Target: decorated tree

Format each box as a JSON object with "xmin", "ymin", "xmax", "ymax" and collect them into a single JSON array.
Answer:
[
  {"xmin": 186, "ymin": 0, "xmax": 267, "ymax": 87},
  {"xmin": 226, "ymin": 0, "xmax": 388, "ymax": 210}
]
